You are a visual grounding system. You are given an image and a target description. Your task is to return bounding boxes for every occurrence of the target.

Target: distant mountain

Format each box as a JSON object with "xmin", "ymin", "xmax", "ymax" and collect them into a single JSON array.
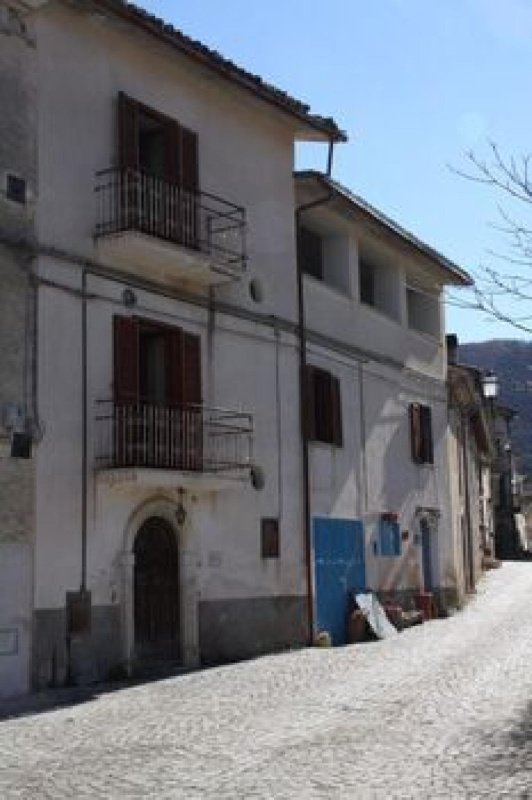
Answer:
[{"xmin": 459, "ymin": 340, "xmax": 532, "ymax": 477}]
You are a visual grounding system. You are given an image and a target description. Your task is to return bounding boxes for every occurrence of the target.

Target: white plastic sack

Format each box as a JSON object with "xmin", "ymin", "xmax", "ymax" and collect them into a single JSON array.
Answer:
[{"xmin": 355, "ymin": 592, "xmax": 399, "ymax": 640}]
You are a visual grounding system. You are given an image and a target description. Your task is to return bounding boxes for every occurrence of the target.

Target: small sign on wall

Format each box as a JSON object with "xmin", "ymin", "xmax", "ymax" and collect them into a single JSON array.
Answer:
[{"xmin": 0, "ymin": 628, "xmax": 19, "ymax": 656}]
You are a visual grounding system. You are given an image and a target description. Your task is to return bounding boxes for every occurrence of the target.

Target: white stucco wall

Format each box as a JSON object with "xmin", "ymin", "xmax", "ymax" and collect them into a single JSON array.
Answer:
[{"xmin": 34, "ymin": 2, "xmax": 299, "ymax": 323}]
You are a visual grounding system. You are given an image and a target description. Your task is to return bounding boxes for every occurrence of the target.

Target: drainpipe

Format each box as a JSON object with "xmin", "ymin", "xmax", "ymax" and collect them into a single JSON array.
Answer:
[
  {"xmin": 295, "ymin": 169, "xmax": 335, "ymax": 645},
  {"xmin": 461, "ymin": 415, "xmax": 475, "ymax": 591},
  {"xmin": 81, "ymin": 268, "xmax": 88, "ymax": 593}
]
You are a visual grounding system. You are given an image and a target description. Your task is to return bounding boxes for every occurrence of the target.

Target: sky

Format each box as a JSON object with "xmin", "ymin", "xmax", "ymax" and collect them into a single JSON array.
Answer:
[{"xmin": 142, "ymin": 0, "xmax": 532, "ymax": 343}]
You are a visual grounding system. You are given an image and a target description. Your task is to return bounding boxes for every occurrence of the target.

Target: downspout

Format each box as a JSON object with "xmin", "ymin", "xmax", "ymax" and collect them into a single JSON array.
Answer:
[
  {"xmin": 461, "ymin": 415, "xmax": 474, "ymax": 591},
  {"xmin": 295, "ymin": 157, "xmax": 335, "ymax": 644},
  {"xmin": 81, "ymin": 268, "xmax": 88, "ymax": 592}
]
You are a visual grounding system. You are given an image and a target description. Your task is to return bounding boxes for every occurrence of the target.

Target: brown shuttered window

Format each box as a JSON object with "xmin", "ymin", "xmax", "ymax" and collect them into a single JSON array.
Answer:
[
  {"xmin": 180, "ymin": 127, "xmax": 199, "ymax": 194},
  {"xmin": 410, "ymin": 402, "xmax": 433, "ymax": 464},
  {"xmin": 181, "ymin": 332, "xmax": 202, "ymax": 406},
  {"xmin": 118, "ymin": 92, "xmax": 139, "ymax": 170},
  {"xmin": 117, "ymin": 93, "xmax": 199, "ymax": 193},
  {"xmin": 305, "ymin": 365, "xmax": 343, "ymax": 447},
  {"xmin": 114, "ymin": 315, "xmax": 139, "ymax": 403},
  {"xmin": 421, "ymin": 405, "xmax": 433, "ymax": 464},
  {"xmin": 114, "ymin": 315, "xmax": 201, "ymax": 408}
]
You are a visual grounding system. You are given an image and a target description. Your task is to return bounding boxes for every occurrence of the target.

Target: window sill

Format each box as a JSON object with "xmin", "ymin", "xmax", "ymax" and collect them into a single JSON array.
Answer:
[
  {"xmin": 308, "ymin": 439, "xmax": 343, "ymax": 450},
  {"xmin": 304, "ymin": 273, "xmax": 353, "ymax": 301},
  {"xmin": 407, "ymin": 326, "xmax": 443, "ymax": 345},
  {"xmin": 359, "ymin": 300, "xmax": 401, "ymax": 326}
]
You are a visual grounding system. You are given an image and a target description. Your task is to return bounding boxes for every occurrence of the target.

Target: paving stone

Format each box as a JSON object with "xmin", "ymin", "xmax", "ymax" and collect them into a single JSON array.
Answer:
[{"xmin": 2, "ymin": 563, "xmax": 532, "ymax": 797}]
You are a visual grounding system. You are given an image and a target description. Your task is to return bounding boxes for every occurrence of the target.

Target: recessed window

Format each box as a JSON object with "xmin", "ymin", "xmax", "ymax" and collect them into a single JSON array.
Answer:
[
  {"xmin": 300, "ymin": 226, "xmax": 324, "ymax": 281},
  {"xmin": 299, "ymin": 225, "xmax": 351, "ymax": 294},
  {"xmin": 358, "ymin": 250, "xmax": 401, "ymax": 320},
  {"xmin": 359, "ymin": 258, "xmax": 375, "ymax": 306},
  {"xmin": 261, "ymin": 518, "xmax": 280, "ymax": 559},
  {"xmin": 410, "ymin": 403, "xmax": 433, "ymax": 465},
  {"xmin": 407, "ymin": 287, "xmax": 440, "ymax": 338},
  {"xmin": 6, "ymin": 174, "xmax": 26, "ymax": 204},
  {"xmin": 305, "ymin": 366, "xmax": 343, "ymax": 446}
]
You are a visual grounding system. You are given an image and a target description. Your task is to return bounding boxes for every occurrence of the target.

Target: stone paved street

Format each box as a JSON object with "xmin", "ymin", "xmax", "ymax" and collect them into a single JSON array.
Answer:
[{"xmin": 2, "ymin": 563, "xmax": 532, "ymax": 798}]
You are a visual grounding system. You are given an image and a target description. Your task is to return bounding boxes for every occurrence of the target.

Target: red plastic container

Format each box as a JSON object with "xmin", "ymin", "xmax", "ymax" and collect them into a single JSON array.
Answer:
[{"xmin": 415, "ymin": 592, "xmax": 434, "ymax": 621}]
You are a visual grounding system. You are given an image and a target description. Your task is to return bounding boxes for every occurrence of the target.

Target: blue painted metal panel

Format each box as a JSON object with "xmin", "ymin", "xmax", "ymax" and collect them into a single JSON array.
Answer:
[{"xmin": 313, "ymin": 517, "xmax": 366, "ymax": 646}]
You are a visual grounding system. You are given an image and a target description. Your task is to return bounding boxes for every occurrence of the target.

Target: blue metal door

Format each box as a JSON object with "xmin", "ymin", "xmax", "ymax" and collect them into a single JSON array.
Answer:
[{"xmin": 313, "ymin": 517, "xmax": 366, "ymax": 645}]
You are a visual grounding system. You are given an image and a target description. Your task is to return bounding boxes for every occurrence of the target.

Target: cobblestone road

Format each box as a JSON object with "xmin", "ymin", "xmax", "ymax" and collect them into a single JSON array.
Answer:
[{"xmin": 2, "ymin": 563, "xmax": 532, "ymax": 798}]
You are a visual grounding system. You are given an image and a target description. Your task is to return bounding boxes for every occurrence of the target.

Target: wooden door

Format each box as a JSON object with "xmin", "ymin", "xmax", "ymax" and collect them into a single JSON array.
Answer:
[{"xmin": 134, "ymin": 517, "xmax": 180, "ymax": 662}]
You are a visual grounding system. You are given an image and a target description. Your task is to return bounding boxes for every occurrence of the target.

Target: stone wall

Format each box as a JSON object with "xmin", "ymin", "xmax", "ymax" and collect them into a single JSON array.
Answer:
[{"xmin": 0, "ymin": 0, "xmax": 37, "ymax": 698}]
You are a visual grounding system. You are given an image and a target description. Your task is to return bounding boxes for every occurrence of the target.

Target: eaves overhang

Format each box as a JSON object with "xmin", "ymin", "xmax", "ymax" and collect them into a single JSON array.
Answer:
[{"xmin": 83, "ymin": 0, "xmax": 347, "ymax": 143}]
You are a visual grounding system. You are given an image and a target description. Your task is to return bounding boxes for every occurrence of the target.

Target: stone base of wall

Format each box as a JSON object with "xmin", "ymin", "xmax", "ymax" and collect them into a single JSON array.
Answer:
[
  {"xmin": 32, "ymin": 605, "xmax": 122, "ymax": 690},
  {"xmin": 199, "ymin": 595, "xmax": 307, "ymax": 666}
]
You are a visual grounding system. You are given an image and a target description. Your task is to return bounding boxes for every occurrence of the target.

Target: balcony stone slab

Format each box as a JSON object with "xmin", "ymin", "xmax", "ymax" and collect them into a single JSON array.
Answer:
[{"xmin": 95, "ymin": 231, "xmax": 240, "ymax": 289}]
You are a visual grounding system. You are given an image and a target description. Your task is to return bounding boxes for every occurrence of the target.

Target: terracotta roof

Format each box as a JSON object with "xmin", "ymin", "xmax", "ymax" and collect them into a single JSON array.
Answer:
[
  {"xmin": 295, "ymin": 171, "xmax": 473, "ymax": 287},
  {"xmin": 90, "ymin": 0, "xmax": 346, "ymax": 142}
]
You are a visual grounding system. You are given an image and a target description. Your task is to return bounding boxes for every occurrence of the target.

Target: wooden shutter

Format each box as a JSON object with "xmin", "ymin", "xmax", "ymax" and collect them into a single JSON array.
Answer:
[
  {"xmin": 113, "ymin": 315, "xmax": 139, "ymax": 404},
  {"xmin": 304, "ymin": 365, "xmax": 317, "ymax": 441},
  {"xmin": 331, "ymin": 375, "xmax": 343, "ymax": 447},
  {"xmin": 421, "ymin": 405, "xmax": 433, "ymax": 464},
  {"xmin": 118, "ymin": 92, "xmax": 138, "ymax": 169},
  {"xmin": 181, "ymin": 332, "xmax": 202, "ymax": 405},
  {"xmin": 180, "ymin": 127, "xmax": 199, "ymax": 193},
  {"xmin": 410, "ymin": 403, "xmax": 423, "ymax": 463},
  {"xmin": 167, "ymin": 327, "xmax": 183, "ymax": 407},
  {"xmin": 165, "ymin": 120, "xmax": 181, "ymax": 186}
]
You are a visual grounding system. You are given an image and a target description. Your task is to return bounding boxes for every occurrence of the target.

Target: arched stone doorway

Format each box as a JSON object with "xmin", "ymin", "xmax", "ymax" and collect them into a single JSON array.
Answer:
[{"xmin": 133, "ymin": 516, "xmax": 180, "ymax": 664}]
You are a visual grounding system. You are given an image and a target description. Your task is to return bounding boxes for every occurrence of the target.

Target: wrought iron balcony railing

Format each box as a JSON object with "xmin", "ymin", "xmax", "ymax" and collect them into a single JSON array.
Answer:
[
  {"xmin": 95, "ymin": 167, "xmax": 247, "ymax": 274},
  {"xmin": 95, "ymin": 401, "xmax": 253, "ymax": 474}
]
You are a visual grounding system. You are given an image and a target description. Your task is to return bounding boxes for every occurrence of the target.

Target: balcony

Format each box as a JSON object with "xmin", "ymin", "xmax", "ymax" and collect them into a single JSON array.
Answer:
[
  {"xmin": 95, "ymin": 401, "xmax": 253, "ymax": 492},
  {"xmin": 94, "ymin": 168, "xmax": 247, "ymax": 287}
]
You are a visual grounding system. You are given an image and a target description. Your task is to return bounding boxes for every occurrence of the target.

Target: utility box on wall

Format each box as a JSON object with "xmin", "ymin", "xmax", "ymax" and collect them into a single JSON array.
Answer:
[{"xmin": 66, "ymin": 590, "xmax": 92, "ymax": 638}]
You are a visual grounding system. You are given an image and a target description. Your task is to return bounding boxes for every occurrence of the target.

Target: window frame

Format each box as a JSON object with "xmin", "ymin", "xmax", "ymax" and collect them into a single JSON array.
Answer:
[
  {"xmin": 306, "ymin": 365, "xmax": 343, "ymax": 447},
  {"xmin": 409, "ymin": 402, "xmax": 434, "ymax": 465}
]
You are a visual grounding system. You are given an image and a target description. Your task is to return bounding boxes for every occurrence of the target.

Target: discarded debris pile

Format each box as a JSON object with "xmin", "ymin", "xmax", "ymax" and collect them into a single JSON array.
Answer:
[{"xmin": 347, "ymin": 592, "xmax": 424, "ymax": 643}]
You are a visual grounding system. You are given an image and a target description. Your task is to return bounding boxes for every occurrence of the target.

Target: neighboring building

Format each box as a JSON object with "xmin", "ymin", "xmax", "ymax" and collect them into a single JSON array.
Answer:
[
  {"xmin": 0, "ymin": 0, "xmax": 344, "ymax": 696},
  {"xmin": 295, "ymin": 172, "xmax": 472, "ymax": 638},
  {"xmin": 491, "ymin": 405, "xmax": 523, "ymax": 558},
  {"xmin": 446, "ymin": 343, "xmax": 495, "ymax": 601}
]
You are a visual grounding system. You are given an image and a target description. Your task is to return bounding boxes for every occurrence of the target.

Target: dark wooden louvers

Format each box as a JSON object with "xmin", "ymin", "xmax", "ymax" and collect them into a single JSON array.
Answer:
[
  {"xmin": 410, "ymin": 402, "xmax": 433, "ymax": 464},
  {"xmin": 114, "ymin": 315, "xmax": 139, "ymax": 403},
  {"xmin": 420, "ymin": 405, "xmax": 433, "ymax": 464},
  {"xmin": 410, "ymin": 403, "xmax": 423, "ymax": 463},
  {"xmin": 305, "ymin": 365, "xmax": 342, "ymax": 446},
  {"xmin": 118, "ymin": 92, "xmax": 139, "ymax": 169}
]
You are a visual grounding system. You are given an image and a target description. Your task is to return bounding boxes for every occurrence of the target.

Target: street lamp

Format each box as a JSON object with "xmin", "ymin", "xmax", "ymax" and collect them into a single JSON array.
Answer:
[{"xmin": 482, "ymin": 371, "xmax": 499, "ymax": 400}]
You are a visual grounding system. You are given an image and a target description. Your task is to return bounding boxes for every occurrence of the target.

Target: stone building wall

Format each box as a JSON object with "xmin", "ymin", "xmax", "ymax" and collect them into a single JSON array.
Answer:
[{"xmin": 0, "ymin": 0, "xmax": 37, "ymax": 697}]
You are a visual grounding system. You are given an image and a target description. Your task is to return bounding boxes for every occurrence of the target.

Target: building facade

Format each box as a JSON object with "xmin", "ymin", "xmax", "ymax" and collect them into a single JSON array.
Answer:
[
  {"xmin": 295, "ymin": 172, "xmax": 472, "ymax": 637},
  {"xmin": 1, "ymin": 0, "xmax": 476, "ymax": 696}
]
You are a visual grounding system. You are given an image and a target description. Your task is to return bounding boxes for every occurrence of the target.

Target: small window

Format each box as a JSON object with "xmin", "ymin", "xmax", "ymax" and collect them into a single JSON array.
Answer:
[
  {"xmin": 261, "ymin": 518, "xmax": 280, "ymax": 559},
  {"xmin": 305, "ymin": 366, "xmax": 343, "ymax": 446},
  {"xmin": 378, "ymin": 518, "xmax": 401, "ymax": 556},
  {"xmin": 410, "ymin": 403, "xmax": 433, "ymax": 464},
  {"xmin": 6, "ymin": 174, "xmax": 26, "ymax": 204},
  {"xmin": 300, "ymin": 226, "xmax": 323, "ymax": 280},
  {"xmin": 359, "ymin": 258, "xmax": 375, "ymax": 306}
]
